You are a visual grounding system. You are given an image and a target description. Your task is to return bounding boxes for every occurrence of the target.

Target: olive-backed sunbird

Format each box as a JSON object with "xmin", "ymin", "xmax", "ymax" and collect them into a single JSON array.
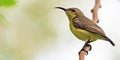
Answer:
[{"xmin": 56, "ymin": 7, "xmax": 115, "ymax": 46}]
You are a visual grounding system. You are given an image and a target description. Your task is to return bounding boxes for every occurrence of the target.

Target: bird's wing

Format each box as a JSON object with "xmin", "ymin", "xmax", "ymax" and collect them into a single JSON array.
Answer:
[{"xmin": 72, "ymin": 17, "xmax": 106, "ymax": 37}]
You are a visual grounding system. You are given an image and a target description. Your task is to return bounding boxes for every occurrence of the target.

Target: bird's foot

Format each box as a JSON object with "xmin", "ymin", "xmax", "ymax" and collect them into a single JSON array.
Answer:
[
  {"xmin": 79, "ymin": 38, "xmax": 92, "ymax": 55},
  {"xmin": 79, "ymin": 43, "xmax": 92, "ymax": 55}
]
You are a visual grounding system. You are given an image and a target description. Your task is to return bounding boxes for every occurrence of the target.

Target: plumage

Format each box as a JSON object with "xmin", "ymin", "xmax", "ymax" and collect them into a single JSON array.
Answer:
[
  {"xmin": 56, "ymin": 7, "xmax": 115, "ymax": 46},
  {"xmin": 72, "ymin": 17, "xmax": 106, "ymax": 38},
  {"xmin": 71, "ymin": 16, "xmax": 115, "ymax": 46}
]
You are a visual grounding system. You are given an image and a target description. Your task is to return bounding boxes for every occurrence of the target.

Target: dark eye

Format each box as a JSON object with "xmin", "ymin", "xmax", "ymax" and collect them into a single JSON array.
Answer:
[{"xmin": 71, "ymin": 9, "xmax": 75, "ymax": 12}]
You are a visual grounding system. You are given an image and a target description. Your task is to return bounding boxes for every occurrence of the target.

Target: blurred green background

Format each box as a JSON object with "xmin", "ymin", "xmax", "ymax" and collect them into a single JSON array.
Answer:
[{"xmin": 0, "ymin": 0, "xmax": 119, "ymax": 60}]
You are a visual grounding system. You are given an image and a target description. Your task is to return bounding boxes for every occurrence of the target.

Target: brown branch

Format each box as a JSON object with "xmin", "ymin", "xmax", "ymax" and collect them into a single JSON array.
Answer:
[
  {"xmin": 78, "ymin": 0, "xmax": 101, "ymax": 60},
  {"xmin": 91, "ymin": 0, "xmax": 101, "ymax": 23},
  {"xmin": 79, "ymin": 51, "xmax": 85, "ymax": 60}
]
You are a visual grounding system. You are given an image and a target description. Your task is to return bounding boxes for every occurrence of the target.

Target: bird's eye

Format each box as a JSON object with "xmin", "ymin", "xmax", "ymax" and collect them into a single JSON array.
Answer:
[{"xmin": 71, "ymin": 9, "xmax": 75, "ymax": 12}]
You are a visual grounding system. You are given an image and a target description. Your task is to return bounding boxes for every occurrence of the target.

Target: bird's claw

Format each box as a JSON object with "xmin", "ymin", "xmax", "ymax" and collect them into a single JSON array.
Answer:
[
  {"xmin": 81, "ymin": 49, "xmax": 88, "ymax": 55},
  {"xmin": 79, "ymin": 38, "xmax": 92, "ymax": 55},
  {"xmin": 86, "ymin": 43, "xmax": 92, "ymax": 51},
  {"xmin": 79, "ymin": 43, "xmax": 92, "ymax": 55}
]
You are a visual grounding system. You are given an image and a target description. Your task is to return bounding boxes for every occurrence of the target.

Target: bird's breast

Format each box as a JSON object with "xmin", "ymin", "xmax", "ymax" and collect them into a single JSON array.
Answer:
[{"xmin": 69, "ymin": 23, "xmax": 102, "ymax": 42}]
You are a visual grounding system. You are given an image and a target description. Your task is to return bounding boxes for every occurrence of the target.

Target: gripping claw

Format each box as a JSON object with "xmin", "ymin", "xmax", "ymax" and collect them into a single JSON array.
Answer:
[{"xmin": 79, "ymin": 37, "xmax": 92, "ymax": 55}]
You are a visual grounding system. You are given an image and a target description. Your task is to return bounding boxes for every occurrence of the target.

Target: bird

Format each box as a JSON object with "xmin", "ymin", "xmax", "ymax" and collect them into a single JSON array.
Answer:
[{"xmin": 55, "ymin": 7, "xmax": 115, "ymax": 47}]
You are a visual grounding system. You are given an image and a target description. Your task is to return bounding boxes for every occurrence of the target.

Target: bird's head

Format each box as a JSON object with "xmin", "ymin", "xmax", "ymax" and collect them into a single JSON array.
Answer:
[{"xmin": 55, "ymin": 7, "xmax": 84, "ymax": 20}]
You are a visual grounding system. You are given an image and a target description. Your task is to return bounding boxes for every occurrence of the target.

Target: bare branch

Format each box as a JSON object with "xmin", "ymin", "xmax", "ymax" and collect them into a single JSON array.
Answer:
[
  {"xmin": 91, "ymin": 0, "xmax": 101, "ymax": 23},
  {"xmin": 79, "ymin": 51, "xmax": 85, "ymax": 60}
]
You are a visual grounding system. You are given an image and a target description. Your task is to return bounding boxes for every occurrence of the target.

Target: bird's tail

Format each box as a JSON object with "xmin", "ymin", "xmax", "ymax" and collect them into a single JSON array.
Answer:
[{"xmin": 105, "ymin": 37, "xmax": 115, "ymax": 46}]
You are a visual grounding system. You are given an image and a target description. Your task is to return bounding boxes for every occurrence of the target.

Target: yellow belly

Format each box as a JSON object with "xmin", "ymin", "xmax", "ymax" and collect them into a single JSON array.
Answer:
[{"xmin": 70, "ymin": 24, "xmax": 103, "ymax": 42}]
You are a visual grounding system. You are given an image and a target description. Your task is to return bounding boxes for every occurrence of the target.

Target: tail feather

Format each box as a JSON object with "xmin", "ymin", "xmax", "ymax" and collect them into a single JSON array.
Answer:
[{"xmin": 105, "ymin": 37, "xmax": 115, "ymax": 46}]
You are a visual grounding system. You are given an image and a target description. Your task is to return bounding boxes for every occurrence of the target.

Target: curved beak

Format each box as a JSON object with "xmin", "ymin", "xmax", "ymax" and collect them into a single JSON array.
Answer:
[{"xmin": 55, "ymin": 7, "xmax": 66, "ymax": 11}]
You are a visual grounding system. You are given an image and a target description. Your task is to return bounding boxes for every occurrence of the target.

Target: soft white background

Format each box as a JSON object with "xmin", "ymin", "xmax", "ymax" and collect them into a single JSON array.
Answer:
[{"xmin": 0, "ymin": 0, "xmax": 120, "ymax": 60}]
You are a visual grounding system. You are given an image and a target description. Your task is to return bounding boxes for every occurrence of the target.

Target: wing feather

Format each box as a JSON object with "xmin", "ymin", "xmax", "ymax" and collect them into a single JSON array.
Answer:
[{"xmin": 72, "ymin": 17, "xmax": 106, "ymax": 37}]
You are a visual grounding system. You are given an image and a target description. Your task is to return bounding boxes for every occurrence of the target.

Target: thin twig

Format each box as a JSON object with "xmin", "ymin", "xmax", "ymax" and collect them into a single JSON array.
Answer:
[
  {"xmin": 91, "ymin": 0, "xmax": 101, "ymax": 23},
  {"xmin": 79, "ymin": 0, "xmax": 101, "ymax": 60}
]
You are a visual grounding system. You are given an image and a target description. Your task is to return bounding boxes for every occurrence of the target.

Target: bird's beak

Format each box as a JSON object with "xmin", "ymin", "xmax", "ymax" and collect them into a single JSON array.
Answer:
[{"xmin": 55, "ymin": 7, "xmax": 66, "ymax": 11}]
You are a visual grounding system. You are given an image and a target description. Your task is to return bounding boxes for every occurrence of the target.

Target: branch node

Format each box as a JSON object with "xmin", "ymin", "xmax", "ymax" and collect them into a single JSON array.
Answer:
[
  {"xmin": 99, "ymin": 5, "xmax": 102, "ymax": 8},
  {"xmin": 91, "ymin": 0, "xmax": 101, "ymax": 23}
]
